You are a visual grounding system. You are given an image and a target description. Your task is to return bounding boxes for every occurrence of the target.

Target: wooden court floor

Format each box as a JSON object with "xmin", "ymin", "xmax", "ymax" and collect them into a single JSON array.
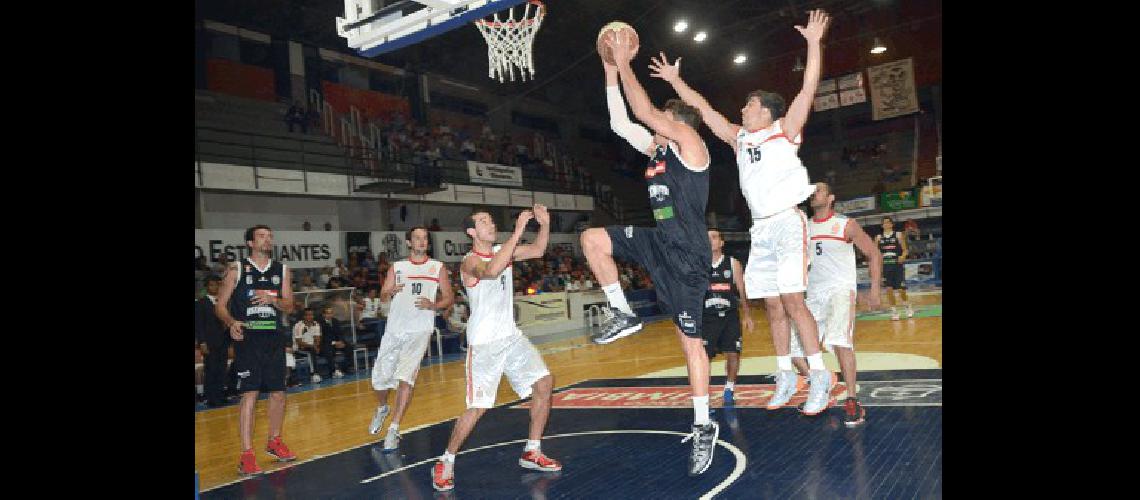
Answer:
[{"xmin": 194, "ymin": 293, "xmax": 942, "ymax": 490}]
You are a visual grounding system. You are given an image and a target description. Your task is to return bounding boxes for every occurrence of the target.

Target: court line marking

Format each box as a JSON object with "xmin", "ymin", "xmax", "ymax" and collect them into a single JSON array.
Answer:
[
  {"xmin": 358, "ymin": 429, "xmax": 747, "ymax": 500},
  {"xmin": 199, "ymin": 380, "xmax": 596, "ymax": 493}
]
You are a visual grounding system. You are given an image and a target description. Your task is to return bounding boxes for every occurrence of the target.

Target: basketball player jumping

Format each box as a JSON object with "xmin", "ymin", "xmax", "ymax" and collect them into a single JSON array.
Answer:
[
  {"xmin": 368, "ymin": 226, "xmax": 454, "ymax": 451},
  {"xmin": 580, "ymin": 30, "xmax": 718, "ymax": 476},
  {"xmin": 704, "ymin": 229, "xmax": 754, "ymax": 405},
  {"xmin": 789, "ymin": 182, "xmax": 882, "ymax": 427},
  {"xmin": 432, "ymin": 205, "xmax": 560, "ymax": 492},
  {"xmin": 649, "ymin": 9, "xmax": 837, "ymax": 415},
  {"xmin": 214, "ymin": 225, "xmax": 298, "ymax": 475},
  {"xmin": 875, "ymin": 216, "xmax": 914, "ymax": 320}
]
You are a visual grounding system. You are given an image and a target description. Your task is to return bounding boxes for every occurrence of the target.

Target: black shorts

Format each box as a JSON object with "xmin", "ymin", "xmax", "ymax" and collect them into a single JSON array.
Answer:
[
  {"xmin": 606, "ymin": 225, "xmax": 709, "ymax": 338},
  {"xmin": 232, "ymin": 331, "xmax": 287, "ymax": 393},
  {"xmin": 702, "ymin": 309, "xmax": 742, "ymax": 358},
  {"xmin": 883, "ymin": 263, "xmax": 907, "ymax": 289}
]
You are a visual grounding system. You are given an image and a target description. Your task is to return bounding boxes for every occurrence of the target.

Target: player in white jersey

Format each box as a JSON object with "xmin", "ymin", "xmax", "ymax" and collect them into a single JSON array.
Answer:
[
  {"xmin": 431, "ymin": 205, "xmax": 560, "ymax": 493},
  {"xmin": 789, "ymin": 183, "xmax": 882, "ymax": 427},
  {"xmin": 648, "ymin": 9, "xmax": 836, "ymax": 414},
  {"xmin": 368, "ymin": 226, "xmax": 454, "ymax": 451}
]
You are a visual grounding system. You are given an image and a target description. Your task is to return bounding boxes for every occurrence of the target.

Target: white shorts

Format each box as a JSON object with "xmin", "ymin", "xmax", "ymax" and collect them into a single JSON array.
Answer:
[
  {"xmin": 285, "ymin": 351, "xmax": 296, "ymax": 369},
  {"xmin": 789, "ymin": 288, "xmax": 857, "ymax": 356},
  {"xmin": 371, "ymin": 329, "xmax": 433, "ymax": 390},
  {"xmin": 745, "ymin": 208, "xmax": 810, "ymax": 299},
  {"xmin": 465, "ymin": 333, "xmax": 550, "ymax": 409}
]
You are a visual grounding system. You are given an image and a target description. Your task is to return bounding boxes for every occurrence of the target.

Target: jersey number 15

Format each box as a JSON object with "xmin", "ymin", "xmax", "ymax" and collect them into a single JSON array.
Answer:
[{"xmin": 747, "ymin": 147, "xmax": 762, "ymax": 163}]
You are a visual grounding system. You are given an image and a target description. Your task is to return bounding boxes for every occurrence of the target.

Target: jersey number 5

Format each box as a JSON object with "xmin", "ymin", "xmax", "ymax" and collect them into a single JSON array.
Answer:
[
  {"xmin": 500, "ymin": 275, "xmax": 507, "ymax": 291},
  {"xmin": 815, "ymin": 242, "xmax": 823, "ymax": 256}
]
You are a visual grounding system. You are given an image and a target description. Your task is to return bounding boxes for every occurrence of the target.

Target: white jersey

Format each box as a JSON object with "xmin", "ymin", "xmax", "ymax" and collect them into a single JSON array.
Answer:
[
  {"xmin": 462, "ymin": 245, "xmax": 517, "ymax": 345},
  {"xmin": 386, "ymin": 257, "xmax": 443, "ymax": 334},
  {"xmin": 736, "ymin": 119, "xmax": 816, "ymax": 218},
  {"xmin": 808, "ymin": 211, "xmax": 857, "ymax": 292}
]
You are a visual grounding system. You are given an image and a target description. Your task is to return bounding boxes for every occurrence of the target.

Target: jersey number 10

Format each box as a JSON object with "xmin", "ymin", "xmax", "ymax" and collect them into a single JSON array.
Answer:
[{"xmin": 411, "ymin": 282, "xmax": 423, "ymax": 295}]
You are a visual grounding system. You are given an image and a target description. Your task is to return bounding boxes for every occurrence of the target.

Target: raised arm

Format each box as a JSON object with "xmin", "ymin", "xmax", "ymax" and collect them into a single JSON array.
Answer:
[
  {"xmin": 461, "ymin": 210, "xmax": 534, "ymax": 285},
  {"xmin": 782, "ymin": 9, "xmax": 831, "ymax": 140},
  {"xmin": 848, "ymin": 219, "xmax": 882, "ymax": 310},
  {"xmin": 604, "ymin": 63, "xmax": 654, "ymax": 157},
  {"xmin": 649, "ymin": 53, "xmax": 741, "ymax": 148},
  {"xmin": 513, "ymin": 204, "xmax": 551, "ymax": 261},
  {"xmin": 607, "ymin": 31, "xmax": 702, "ymax": 154}
]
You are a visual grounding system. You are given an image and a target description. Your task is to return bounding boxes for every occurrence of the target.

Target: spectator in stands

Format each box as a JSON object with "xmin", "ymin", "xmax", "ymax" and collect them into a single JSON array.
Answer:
[
  {"xmin": 294, "ymin": 308, "xmax": 324, "ymax": 383},
  {"xmin": 305, "ymin": 106, "xmax": 320, "ymax": 132},
  {"xmin": 461, "ymin": 137, "xmax": 477, "ymax": 160},
  {"xmin": 211, "ymin": 254, "xmax": 230, "ymax": 277},
  {"xmin": 318, "ymin": 306, "xmax": 351, "ymax": 378},
  {"xmin": 429, "ymin": 218, "xmax": 442, "ymax": 231},
  {"xmin": 299, "ymin": 274, "xmax": 319, "ymax": 292},
  {"xmin": 195, "ymin": 256, "xmax": 211, "ymax": 298},
  {"xmin": 285, "ymin": 101, "xmax": 307, "ymax": 133},
  {"xmin": 196, "ymin": 275, "xmax": 232, "ymax": 407},
  {"xmin": 446, "ymin": 299, "xmax": 469, "ymax": 352}
]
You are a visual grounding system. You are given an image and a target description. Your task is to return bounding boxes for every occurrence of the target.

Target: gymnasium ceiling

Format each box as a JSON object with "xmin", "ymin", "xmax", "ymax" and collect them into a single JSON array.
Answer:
[{"xmin": 196, "ymin": 0, "xmax": 941, "ymax": 121}]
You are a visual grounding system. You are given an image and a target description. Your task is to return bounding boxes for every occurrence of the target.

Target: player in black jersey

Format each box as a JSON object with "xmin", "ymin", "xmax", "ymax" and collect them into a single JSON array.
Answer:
[
  {"xmin": 874, "ymin": 217, "xmax": 913, "ymax": 320},
  {"xmin": 215, "ymin": 225, "xmax": 298, "ymax": 475},
  {"xmin": 703, "ymin": 229, "xmax": 754, "ymax": 405},
  {"xmin": 581, "ymin": 31, "xmax": 717, "ymax": 476}
]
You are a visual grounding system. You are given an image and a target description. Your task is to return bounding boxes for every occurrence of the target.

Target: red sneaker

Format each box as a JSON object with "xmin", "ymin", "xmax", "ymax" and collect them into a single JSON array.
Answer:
[
  {"xmin": 238, "ymin": 449, "xmax": 262, "ymax": 475},
  {"xmin": 431, "ymin": 461, "xmax": 454, "ymax": 492},
  {"xmin": 519, "ymin": 450, "xmax": 562, "ymax": 472},
  {"xmin": 266, "ymin": 436, "xmax": 297, "ymax": 462}
]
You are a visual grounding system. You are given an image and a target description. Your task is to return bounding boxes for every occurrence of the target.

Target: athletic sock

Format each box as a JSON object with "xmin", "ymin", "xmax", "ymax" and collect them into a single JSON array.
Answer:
[
  {"xmin": 807, "ymin": 353, "xmax": 826, "ymax": 371},
  {"xmin": 776, "ymin": 355, "xmax": 793, "ymax": 372},
  {"xmin": 602, "ymin": 282, "xmax": 634, "ymax": 315},
  {"xmin": 524, "ymin": 439, "xmax": 541, "ymax": 452},
  {"xmin": 724, "ymin": 381, "xmax": 735, "ymax": 391},
  {"xmin": 693, "ymin": 396, "xmax": 710, "ymax": 426},
  {"xmin": 440, "ymin": 451, "xmax": 456, "ymax": 463}
]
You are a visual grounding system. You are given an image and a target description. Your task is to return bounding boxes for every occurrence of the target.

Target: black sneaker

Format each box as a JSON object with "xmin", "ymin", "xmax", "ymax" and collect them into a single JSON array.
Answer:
[
  {"xmin": 591, "ymin": 308, "xmax": 644, "ymax": 345},
  {"xmin": 682, "ymin": 422, "xmax": 719, "ymax": 476},
  {"xmin": 842, "ymin": 398, "xmax": 866, "ymax": 427}
]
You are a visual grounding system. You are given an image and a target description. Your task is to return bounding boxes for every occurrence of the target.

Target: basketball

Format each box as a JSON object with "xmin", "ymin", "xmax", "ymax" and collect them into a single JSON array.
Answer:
[{"xmin": 596, "ymin": 21, "xmax": 639, "ymax": 65}]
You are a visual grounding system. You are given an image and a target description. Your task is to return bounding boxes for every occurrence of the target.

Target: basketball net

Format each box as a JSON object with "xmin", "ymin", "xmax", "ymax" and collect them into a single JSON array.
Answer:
[{"xmin": 474, "ymin": 1, "xmax": 545, "ymax": 83}]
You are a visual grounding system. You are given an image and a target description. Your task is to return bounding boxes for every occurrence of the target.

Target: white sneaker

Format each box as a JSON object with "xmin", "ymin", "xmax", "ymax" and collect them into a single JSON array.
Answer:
[
  {"xmin": 311, "ymin": 374, "xmax": 322, "ymax": 384},
  {"xmin": 906, "ymin": 307, "xmax": 915, "ymax": 318},
  {"xmin": 369, "ymin": 405, "xmax": 390, "ymax": 434},
  {"xmin": 333, "ymin": 370, "xmax": 345, "ymax": 379},
  {"xmin": 383, "ymin": 428, "xmax": 400, "ymax": 451},
  {"xmin": 890, "ymin": 308, "xmax": 900, "ymax": 321}
]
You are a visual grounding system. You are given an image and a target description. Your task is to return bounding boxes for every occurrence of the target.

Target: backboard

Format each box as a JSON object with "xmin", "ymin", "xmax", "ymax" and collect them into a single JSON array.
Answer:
[{"xmin": 336, "ymin": 0, "xmax": 530, "ymax": 57}]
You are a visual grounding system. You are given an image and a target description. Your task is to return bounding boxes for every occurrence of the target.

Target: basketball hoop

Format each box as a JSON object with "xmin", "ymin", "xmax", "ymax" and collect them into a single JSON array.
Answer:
[{"xmin": 474, "ymin": 0, "xmax": 545, "ymax": 83}]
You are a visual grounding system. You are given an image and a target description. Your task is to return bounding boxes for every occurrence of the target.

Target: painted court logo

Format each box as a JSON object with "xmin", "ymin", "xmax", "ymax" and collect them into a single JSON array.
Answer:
[{"xmin": 515, "ymin": 384, "xmax": 845, "ymax": 409}]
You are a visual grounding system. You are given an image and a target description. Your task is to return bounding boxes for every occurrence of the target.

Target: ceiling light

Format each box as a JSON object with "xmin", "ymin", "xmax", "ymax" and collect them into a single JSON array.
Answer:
[
  {"xmin": 674, "ymin": 21, "xmax": 688, "ymax": 33},
  {"xmin": 693, "ymin": 31, "xmax": 708, "ymax": 42},
  {"xmin": 734, "ymin": 54, "xmax": 747, "ymax": 64},
  {"xmin": 870, "ymin": 37, "xmax": 886, "ymax": 54}
]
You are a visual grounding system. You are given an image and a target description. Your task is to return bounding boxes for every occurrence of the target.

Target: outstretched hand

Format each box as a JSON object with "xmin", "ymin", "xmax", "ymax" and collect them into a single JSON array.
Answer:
[
  {"xmin": 794, "ymin": 9, "xmax": 831, "ymax": 43},
  {"xmin": 648, "ymin": 52, "xmax": 681, "ymax": 83},
  {"xmin": 532, "ymin": 203, "xmax": 550, "ymax": 226},
  {"xmin": 605, "ymin": 30, "xmax": 637, "ymax": 66},
  {"xmin": 514, "ymin": 210, "xmax": 534, "ymax": 234}
]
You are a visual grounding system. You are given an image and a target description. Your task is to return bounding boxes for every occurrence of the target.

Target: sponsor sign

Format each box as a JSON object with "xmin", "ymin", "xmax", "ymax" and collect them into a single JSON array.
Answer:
[
  {"xmin": 468, "ymin": 161, "xmax": 523, "ymax": 187},
  {"xmin": 515, "ymin": 291, "xmax": 569, "ymax": 328},
  {"xmin": 194, "ymin": 230, "xmax": 339, "ymax": 269}
]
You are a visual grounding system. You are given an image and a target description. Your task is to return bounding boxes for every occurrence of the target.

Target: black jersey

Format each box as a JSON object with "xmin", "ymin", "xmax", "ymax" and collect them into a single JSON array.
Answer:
[
  {"xmin": 878, "ymin": 231, "xmax": 902, "ymax": 264},
  {"xmin": 704, "ymin": 255, "xmax": 739, "ymax": 316},
  {"xmin": 645, "ymin": 143, "xmax": 710, "ymax": 265},
  {"xmin": 231, "ymin": 257, "xmax": 286, "ymax": 333}
]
